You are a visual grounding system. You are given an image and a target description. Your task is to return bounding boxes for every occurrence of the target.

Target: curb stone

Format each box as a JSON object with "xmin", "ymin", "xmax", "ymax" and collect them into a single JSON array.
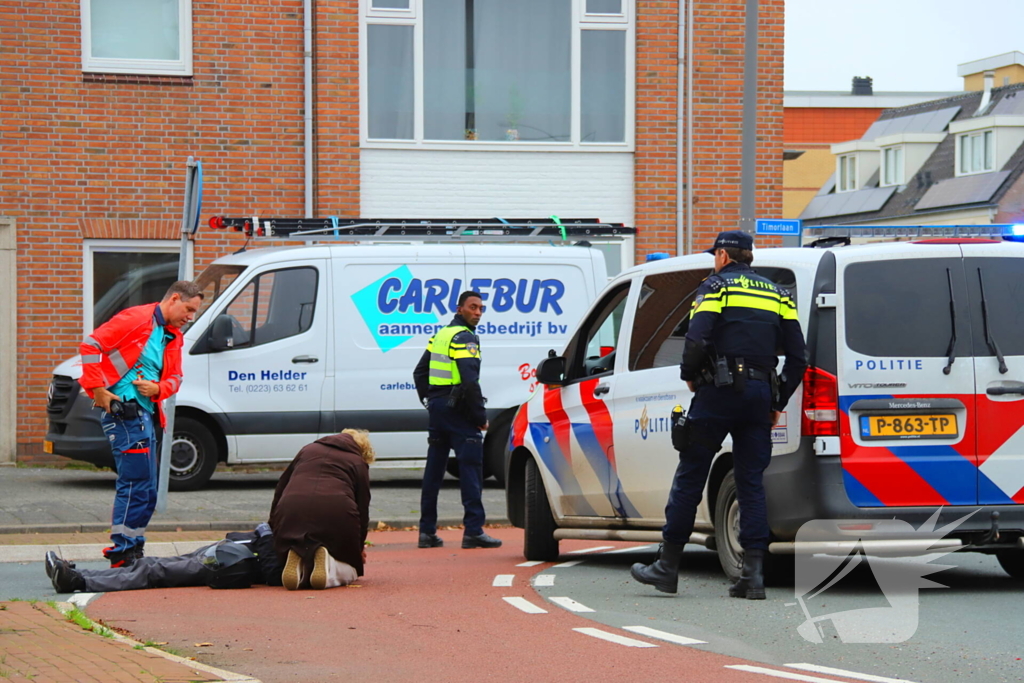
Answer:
[{"xmin": 54, "ymin": 600, "xmax": 262, "ymax": 683}]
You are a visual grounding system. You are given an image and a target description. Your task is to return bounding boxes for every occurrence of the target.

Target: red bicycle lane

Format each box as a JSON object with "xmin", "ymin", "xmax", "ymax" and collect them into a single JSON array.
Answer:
[{"xmin": 86, "ymin": 528, "xmax": 855, "ymax": 683}]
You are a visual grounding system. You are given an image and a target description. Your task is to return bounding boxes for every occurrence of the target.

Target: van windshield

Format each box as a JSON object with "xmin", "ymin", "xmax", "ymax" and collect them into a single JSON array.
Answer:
[{"xmin": 190, "ymin": 265, "xmax": 248, "ymax": 327}]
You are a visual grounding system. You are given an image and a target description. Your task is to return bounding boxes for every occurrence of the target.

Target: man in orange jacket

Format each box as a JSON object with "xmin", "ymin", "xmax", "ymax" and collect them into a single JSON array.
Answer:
[{"xmin": 79, "ymin": 281, "xmax": 204, "ymax": 567}]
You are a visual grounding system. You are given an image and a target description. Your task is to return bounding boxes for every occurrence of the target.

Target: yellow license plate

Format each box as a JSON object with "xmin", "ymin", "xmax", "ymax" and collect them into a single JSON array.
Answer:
[
  {"xmin": 43, "ymin": 440, "xmax": 53, "ymax": 454},
  {"xmin": 860, "ymin": 414, "xmax": 957, "ymax": 440}
]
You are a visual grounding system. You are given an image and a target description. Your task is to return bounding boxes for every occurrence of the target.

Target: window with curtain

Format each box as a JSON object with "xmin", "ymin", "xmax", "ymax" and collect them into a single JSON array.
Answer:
[
  {"xmin": 365, "ymin": 0, "xmax": 632, "ymax": 146},
  {"xmin": 82, "ymin": 0, "xmax": 191, "ymax": 75}
]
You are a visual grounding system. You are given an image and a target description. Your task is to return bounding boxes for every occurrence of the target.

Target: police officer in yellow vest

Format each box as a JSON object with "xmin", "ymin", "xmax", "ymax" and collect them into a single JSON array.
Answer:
[{"xmin": 413, "ymin": 291, "xmax": 503, "ymax": 550}]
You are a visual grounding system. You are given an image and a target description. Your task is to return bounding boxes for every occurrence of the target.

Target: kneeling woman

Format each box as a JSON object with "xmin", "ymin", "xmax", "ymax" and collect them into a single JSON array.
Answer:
[{"xmin": 270, "ymin": 429, "xmax": 373, "ymax": 590}]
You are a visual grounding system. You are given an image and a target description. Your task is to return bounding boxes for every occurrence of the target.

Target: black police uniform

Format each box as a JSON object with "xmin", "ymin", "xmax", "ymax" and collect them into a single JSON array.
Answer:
[
  {"xmin": 632, "ymin": 231, "xmax": 807, "ymax": 598},
  {"xmin": 412, "ymin": 314, "xmax": 491, "ymax": 545}
]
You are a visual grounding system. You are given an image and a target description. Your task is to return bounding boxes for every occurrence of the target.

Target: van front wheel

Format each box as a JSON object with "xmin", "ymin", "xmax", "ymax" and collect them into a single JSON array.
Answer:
[
  {"xmin": 524, "ymin": 458, "xmax": 559, "ymax": 561},
  {"xmin": 169, "ymin": 417, "xmax": 219, "ymax": 492}
]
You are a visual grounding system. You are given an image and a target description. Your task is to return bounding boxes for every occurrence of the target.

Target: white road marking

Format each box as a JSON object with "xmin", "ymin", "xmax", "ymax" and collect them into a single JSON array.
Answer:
[
  {"xmin": 493, "ymin": 574, "xmax": 514, "ymax": 587},
  {"xmin": 553, "ymin": 559, "xmax": 585, "ymax": 568},
  {"xmin": 549, "ymin": 596, "xmax": 595, "ymax": 613},
  {"xmin": 726, "ymin": 665, "xmax": 867, "ymax": 683},
  {"xmin": 623, "ymin": 626, "xmax": 707, "ymax": 645},
  {"xmin": 567, "ymin": 545, "xmax": 616, "ymax": 554},
  {"xmin": 573, "ymin": 627, "xmax": 657, "ymax": 648},
  {"xmin": 68, "ymin": 593, "xmax": 99, "ymax": 608},
  {"xmin": 604, "ymin": 544, "xmax": 657, "ymax": 554},
  {"xmin": 502, "ymin": 597, "xmax": 548, "ymax": 614},
  {"xmin": 516, "ymin": 560, "xmax": 545, "ymax": 567},
  {"xmin": 532, "ymin": 574, "xmax": 555, "ymax": 587},
  {"xmin": 786, "ymin": 664, "xmax": 921, "ymax": 683}
]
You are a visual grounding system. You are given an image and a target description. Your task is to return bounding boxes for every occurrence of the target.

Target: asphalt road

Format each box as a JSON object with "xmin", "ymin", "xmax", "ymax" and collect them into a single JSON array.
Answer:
[
  {"xmin": 0, "ymin": 465, "xmax": 507, "ymax": 531},
  {"xmin": 529, "ymin": 544, "xmax": 1024, "ymax": 683}
]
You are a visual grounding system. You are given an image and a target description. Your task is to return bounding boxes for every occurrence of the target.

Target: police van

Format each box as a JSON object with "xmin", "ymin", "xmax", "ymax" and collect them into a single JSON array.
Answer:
[
  {"xmin": 45, "ymin": 217, "xmax": 633, "ymax": 490},
  {"xmin": 506, "ymin": 226, "xmax": 1024, "ymax": 581}
]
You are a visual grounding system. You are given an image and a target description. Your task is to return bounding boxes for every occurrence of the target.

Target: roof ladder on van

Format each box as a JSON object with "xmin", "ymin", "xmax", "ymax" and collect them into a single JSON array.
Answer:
[{"xmin": 206, "ymin": 216, "xmax": 636, "ymax": 242}]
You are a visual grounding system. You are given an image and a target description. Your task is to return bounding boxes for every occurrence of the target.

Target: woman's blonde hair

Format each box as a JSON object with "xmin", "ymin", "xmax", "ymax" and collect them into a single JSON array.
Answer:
[{"xmin": 342, "ymin": 428, "xmax": 376, "ymax": 464}]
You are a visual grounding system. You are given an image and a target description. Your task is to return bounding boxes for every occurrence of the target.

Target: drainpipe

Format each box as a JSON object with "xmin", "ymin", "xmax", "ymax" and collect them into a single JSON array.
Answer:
[
  {"xmin": 681, "ymin": 0, "xmax": 694, "ymax": 255},
  {"xmin": 739, "ymin": 0, "xmax": 759, "ymax": 235},
  {"xmin": 676, "ymin": 3, "xmax": 685, "ymax": 256},
  {"xmin": 977, "ymin": 70, "xmax": 995, "ymax": 116},
  {"xmin": 304, "ymin": 0, "xmax": 314, "ymax": 216}
]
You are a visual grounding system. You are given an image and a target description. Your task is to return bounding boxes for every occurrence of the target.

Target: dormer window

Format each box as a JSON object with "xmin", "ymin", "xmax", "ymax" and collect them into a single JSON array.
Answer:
[
  {"xmin": 881, "ymin": 145, "xmax": 904, "ymax": 186},
  {"xmin": 959, "ymin": 131, "xmax": 993, "ymax": 174},
  {"xmin": 838, "ymin": 154, "xmax": 858, "ymax": 192}
]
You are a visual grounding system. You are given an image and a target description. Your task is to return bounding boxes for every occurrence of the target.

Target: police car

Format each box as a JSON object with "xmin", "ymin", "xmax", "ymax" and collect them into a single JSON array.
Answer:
[
  {"xmin": 45, "ymin": 217, "xmax": 631, "ymax": 490},
  {"xmin": 505, "ymin": 227, "xmax": 1024, "ymax": 581}
]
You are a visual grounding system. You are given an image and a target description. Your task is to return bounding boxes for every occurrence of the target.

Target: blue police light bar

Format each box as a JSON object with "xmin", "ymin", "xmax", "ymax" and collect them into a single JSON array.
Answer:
[{"xmin": 1006, "ymin": 224, "xmax": 1024, "ymax": 242}]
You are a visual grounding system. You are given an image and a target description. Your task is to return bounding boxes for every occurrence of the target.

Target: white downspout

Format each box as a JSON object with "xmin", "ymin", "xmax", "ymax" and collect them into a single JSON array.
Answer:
[
  {"xmin": 676, "ymin": 2, "xmax": 685, "ymax": 256},
  {"xmin": 304, "ymin": 0, "xmax": 314, "ymax": 217},
  {"xmin": 685, "ymin": 0, "xmax": 694, "ymax": 255}
]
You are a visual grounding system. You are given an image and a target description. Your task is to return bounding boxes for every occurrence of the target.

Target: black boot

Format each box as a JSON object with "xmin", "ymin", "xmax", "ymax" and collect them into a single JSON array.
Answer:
[
  {"xmin": 630, "ymin": 542, "xmax": 684, "ymax": 594},
  {"xmin": 51, "ymin": 558, "xmax": 87, "ymax": 594},
  {"xmin": 728, "ymin": 549, "xmax": 766, "ymax": 600}
]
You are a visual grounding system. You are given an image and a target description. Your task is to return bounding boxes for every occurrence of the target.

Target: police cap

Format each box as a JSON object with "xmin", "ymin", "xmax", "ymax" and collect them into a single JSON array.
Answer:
[{"xmin": 704, "ymin": 230, "xmax": 754, "ymax": 254}]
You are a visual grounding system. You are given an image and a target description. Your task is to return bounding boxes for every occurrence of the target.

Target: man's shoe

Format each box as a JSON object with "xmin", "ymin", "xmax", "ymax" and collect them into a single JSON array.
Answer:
[
  {"xmin": 310, "ymin": 546, "xmax": 329, "ymax": 590},
  {"xmin": 728, "ymin": 549, "xmax": 766, "ymax": 600},
  {"xmin": 50, "ymin": 558, "xmax": 86, "ymax": 594},
  {"xmin": 462, "ymin": 533, "xmax": 502, "ymax": 549},
  {"xmin": 418, "ymin": 533, "xmax": 444, "ymax": 548},
  {"xmin": 102, "ymin": 547, "xmax": 136, "ymax": 569},
  {"xmin": 282, "ymin": 549, "xmax": 305, "ymax": 590},
  {"xmin": 131, "ymin": 543, "xmax": 145, "ymax": 561},
  {"xmin": 630, "ymin": 542, "xmax": 684, "ymax": 594},
  {"xmin": 44, "ymin": 551, "xmax": 72, "ymax": 579}
]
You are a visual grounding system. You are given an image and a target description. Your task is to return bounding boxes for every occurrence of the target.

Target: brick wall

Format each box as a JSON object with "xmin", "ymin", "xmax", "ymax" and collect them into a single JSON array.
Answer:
[
  {"xmin": 634, "ymin": 0, "xmax": 785, "ymax": 258},
  {"xmin": 1, "ymin": 0, "xmax": 358, "ymax": 461}
]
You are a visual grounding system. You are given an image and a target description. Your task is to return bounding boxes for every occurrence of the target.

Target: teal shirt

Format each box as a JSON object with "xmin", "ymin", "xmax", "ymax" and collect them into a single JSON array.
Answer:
[{"xmin": 110, "ymin": 309, "xmax": 173, "ymax": 413}]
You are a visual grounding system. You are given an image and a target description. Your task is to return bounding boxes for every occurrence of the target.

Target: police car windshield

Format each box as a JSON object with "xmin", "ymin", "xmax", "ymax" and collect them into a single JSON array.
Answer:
[{"xmin": 189, "ymin": 265, "xmax": 248, "ymax": 328}]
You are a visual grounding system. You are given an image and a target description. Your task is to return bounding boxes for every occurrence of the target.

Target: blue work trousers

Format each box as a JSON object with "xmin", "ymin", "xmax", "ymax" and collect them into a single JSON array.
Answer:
[
  {"xmin": 419, "ymin": 397, "xmax": 486, "ymax": 537},
  {"xmin": 101, "ymin": 409, "xmax": 158, "ymax": 554},
  {"xmin": 662, "ymin": 380, "xmax": 774, "ymax": 551}
]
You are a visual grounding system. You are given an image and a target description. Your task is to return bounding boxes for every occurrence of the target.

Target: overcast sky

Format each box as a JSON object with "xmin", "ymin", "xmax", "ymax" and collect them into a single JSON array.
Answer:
[{"xmin": 785, "ymin": 0, "xmax": 1023, "ymax": 92}]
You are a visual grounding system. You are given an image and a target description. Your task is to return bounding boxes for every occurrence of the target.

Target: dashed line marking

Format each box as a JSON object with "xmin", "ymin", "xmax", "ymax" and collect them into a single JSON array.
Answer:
[
  {"xmin": 567, "ymin": 545, "xmax": 616, "ymax": 554},
  {"xmin": 622, "ymin": 626, "xmax": 707, "ymax": 645},
  {"xmin": 573, "ymin": 627, "xmax": 658, "ymax": 648},
  {"xmin": 549, "ymin": 597, "xmax": 595, "ymax": 613},
  {"xmin": 502, "ymin": 597, "xmax": 547, "ymax": 614},
  {"xmin": 493, "ymin": 574, "xmax": 514, "ymax": 587},
  {"xmin": 553, "ymin": 559, "xmax": 585, "ymax": 568},
  {"xmin": 785, "ymin": 664, "xmax": 920, "ymax": 683},
  {"xmin": 532, "ymin": 574, "xmax": 555, "ymax": 587},
  {"xmin": 516, "ymin": 560, "xmax": 545, "ymax": 567},
  {"xmin": 604, "ymin": 544, "xmax": 657, "ymax": 554},
  {"xmin": 726, "ymin": 664, "xmax": 864, "ymax": 683}
]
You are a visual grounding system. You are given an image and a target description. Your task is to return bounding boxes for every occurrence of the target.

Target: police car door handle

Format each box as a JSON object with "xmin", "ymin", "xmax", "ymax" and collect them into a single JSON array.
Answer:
[
  {"xmin": 593, "ymin": 383, "xmax": 610, "ymax": 396},
  {"xmin": 291, "ymin": 355, "xmax": 319, "ymax": 364},
  {"xmin": 987, "ymin": 384, "xmax": 1024, "ymax": 396}
]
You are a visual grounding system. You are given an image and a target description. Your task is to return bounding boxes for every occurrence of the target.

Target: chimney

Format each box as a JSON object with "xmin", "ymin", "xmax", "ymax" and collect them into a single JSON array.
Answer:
[
  {"xmin": 976, "ymin": 70, "xmax": 995, "ymax": 116},
  {"xmin": 851, "ymin": 76, "xmax": 873, "ymax": 96}
]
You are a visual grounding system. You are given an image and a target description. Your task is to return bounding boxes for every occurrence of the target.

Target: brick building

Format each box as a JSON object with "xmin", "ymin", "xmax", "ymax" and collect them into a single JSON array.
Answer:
[{"xmin": 1, "ymin": 0, "xmax": 784, "ymax": 464}]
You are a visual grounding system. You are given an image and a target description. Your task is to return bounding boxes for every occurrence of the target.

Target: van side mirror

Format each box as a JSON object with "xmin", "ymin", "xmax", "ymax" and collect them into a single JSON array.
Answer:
[
  {"xmin": 209, "ymin": 314, "xmax": 236, "ymax": 352},
  {"xmin": 536, "ymin": 356, "xmax": 566, "ymax": 386}
]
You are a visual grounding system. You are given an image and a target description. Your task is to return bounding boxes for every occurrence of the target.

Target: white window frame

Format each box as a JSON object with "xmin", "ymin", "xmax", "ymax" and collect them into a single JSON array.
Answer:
[
  {"xmin": 881, "ymin": 145, "xmax": 904, "ymax": 187},
  {"xmin": 958, "ymin": 130, "xmax": 994, "ymax": 176},
  {"xmin": 81, "ymin": 0, "xmax": 193, "ymax": 76},
  {"xmin": 359, "ymin": 0, "xmax": 635, "ymax": 151},
  {"xmin": 837, "ymin": 154, "xmax": 858, "ymax": 192},
  {"xmin": 83, "ymin": 240, "xmax": 180, "ymax": 333}
]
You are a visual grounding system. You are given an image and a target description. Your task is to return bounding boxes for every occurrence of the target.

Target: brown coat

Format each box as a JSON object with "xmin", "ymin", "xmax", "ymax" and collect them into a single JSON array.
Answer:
[{"xmin": 269, "ymin": 433, "xmax": 371, "ymax": 576}]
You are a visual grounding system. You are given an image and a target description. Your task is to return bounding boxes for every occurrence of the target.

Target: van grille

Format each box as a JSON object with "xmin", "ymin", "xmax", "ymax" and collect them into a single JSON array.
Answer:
[{"xmin": 47, "ymin": 375, "xmax": 78, "ymax": 419}]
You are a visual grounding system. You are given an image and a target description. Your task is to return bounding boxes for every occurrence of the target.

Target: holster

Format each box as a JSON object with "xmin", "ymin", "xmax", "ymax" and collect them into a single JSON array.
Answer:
[
  {"xmin": 770, "ymin": 369, "xmax": 781, "ymax": 408},
  {"xmin": 670, "ymin": 405, "xmax": 689, "ymax": 452}
]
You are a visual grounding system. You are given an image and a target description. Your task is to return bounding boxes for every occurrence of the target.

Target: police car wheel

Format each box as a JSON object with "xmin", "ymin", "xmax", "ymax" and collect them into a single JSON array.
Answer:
[
  {"xmin": 445, "ymin": 458, "xmax": 461, "ymax": 479},
  {"xmin": 168, "ymin": 417, "xmax": 219, "ymax": 492},
  {"xmin": 484, "ymin": 412, "xmax": 514, "ymax": 487},
  {"xmin": 524, "ymin": 457, "xmax": 559, "ymax": 561},
  {"xmin": 714, "ymin": 471, "xmax": 744, "ymax": 582},
  {"xmin": 996, "ymin": 550, "xmax": 1024, "ymax": 579}
]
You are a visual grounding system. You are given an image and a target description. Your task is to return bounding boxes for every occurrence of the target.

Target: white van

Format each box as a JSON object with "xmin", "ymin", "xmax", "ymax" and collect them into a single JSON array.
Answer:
[
  {"xmin": 506, "ymin": 232, "xmax": 1024, "ymax": 581},
  {"xmin": 45, "ymin": 233, "xmax": 621, "ymax": 490}
]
